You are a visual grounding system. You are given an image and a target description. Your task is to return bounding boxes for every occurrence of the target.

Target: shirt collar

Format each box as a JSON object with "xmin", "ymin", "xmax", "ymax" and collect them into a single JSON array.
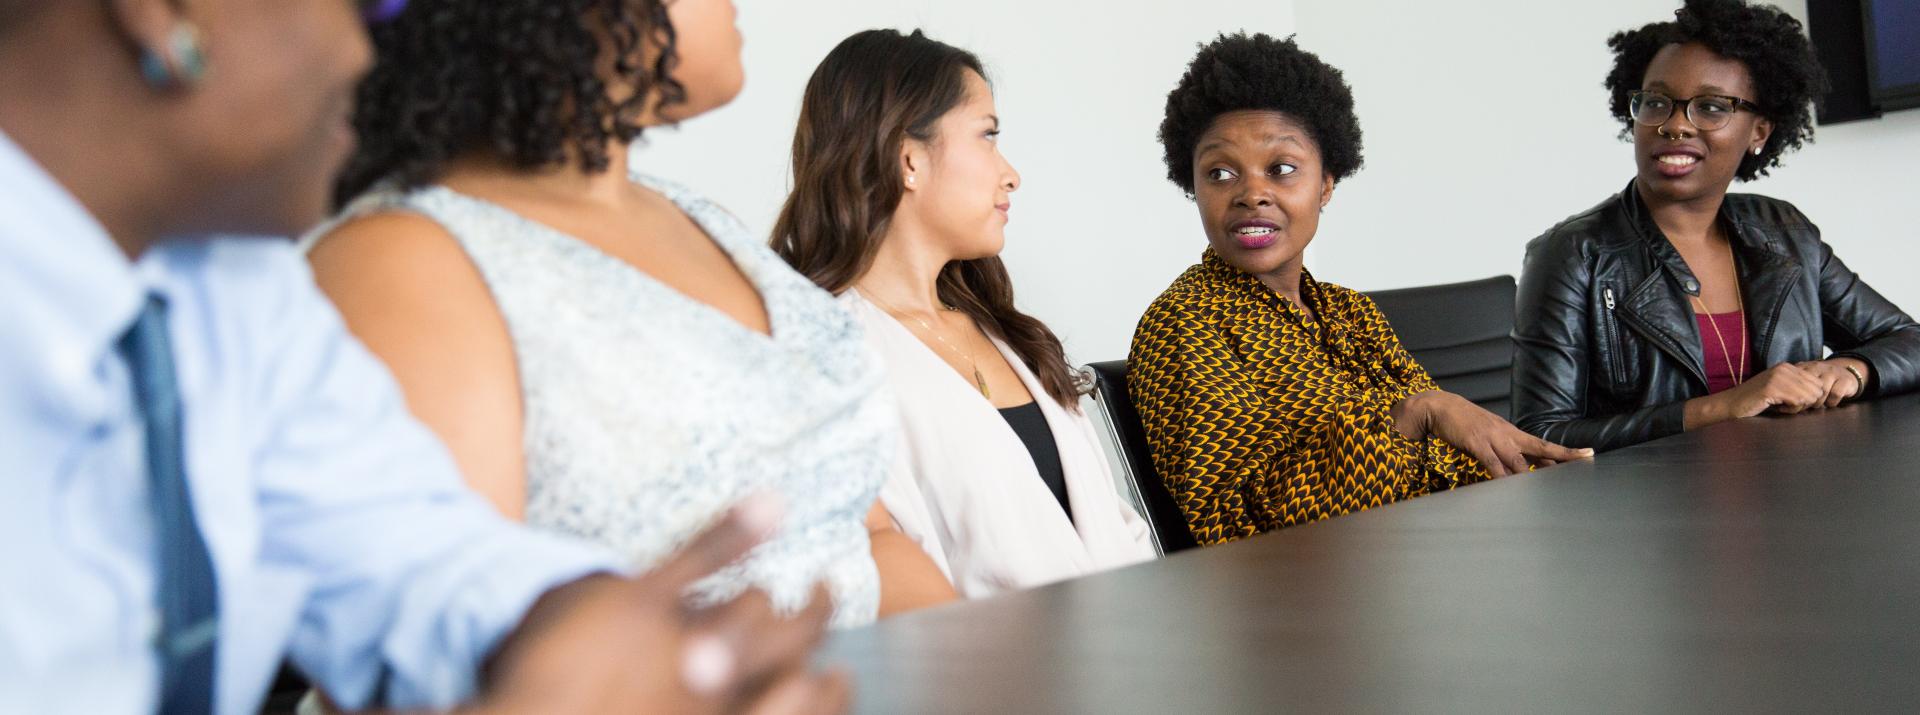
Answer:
[
  {"xmin": 1200, "ymin": 247, "xmax": 1326, "ymax": 320},
  {"xmin": 0, "ymin": 129, "xmax": 149, "ymax": 381}
]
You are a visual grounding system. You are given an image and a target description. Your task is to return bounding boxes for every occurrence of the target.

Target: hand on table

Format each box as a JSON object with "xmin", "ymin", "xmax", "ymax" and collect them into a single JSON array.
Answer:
[
  {"xmin": 1394, "ymin": 391, "xmax": 1593, "ymax": 476},
  {"xmin": 1792, "ymin": 358, "xmax": 1870, "ymax": 410},
  {"xmin": 1710, "ymin": 362, "xmax": 1831, "ymax": 419}
]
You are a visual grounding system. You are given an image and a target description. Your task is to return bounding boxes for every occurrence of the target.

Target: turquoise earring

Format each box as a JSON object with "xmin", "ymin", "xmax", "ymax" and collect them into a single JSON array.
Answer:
[{"xmin": 140, "ymin": 23, "xmax": 206, "ymax": 89}]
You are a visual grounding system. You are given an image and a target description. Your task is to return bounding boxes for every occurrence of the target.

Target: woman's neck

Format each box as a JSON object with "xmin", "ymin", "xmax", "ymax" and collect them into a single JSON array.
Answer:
[
  {"xmin": 1253, "ymin": 259, "xmax": 1308, "ymax": 312},
  {"xmin": 444, "ymin": 138, "xmax": 638, "ymax": 210},
  {"xmin": 855, "ymin": 221, "xmax": 951, "ymax": 320},
  {"xmin": 1640, "ymin": 181, "xmax": 1726, "ymax": 247}
]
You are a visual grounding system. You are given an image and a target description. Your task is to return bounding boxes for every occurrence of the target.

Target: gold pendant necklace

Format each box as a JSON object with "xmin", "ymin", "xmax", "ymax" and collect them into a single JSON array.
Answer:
[
  {"xmin": 1690, "ymin": 272, "xmax": 1747, "ymax": 387},
  {"xmin": 866, "ymin": 291, "xmax": 991, "ymax": 399}
]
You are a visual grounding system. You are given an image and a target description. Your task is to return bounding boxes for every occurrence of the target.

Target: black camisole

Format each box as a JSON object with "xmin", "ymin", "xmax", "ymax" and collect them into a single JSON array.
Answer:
[{"xmin": 997, "ymin": 401, "xmax": 1072, "ymax": 522}]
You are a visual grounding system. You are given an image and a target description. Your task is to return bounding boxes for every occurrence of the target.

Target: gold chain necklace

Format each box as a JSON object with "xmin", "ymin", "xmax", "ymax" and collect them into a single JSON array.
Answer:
[
  {"xmin": 865, "ymin": 291, "xmax": 991, "ymax": 398},
  {"xmin": 1690, "ymin": 270, "xmax": 1747, "ymax": 387}
]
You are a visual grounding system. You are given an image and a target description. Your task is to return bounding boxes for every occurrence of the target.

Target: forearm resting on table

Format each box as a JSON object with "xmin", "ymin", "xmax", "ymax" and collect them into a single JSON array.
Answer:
[
  {"xmin": 867, "ymin": 504, "xmax": 957, "ymax": 616},
  {"xmin": 1683, "ymin": 393, "xmax": 1729, "ymax": 431}
]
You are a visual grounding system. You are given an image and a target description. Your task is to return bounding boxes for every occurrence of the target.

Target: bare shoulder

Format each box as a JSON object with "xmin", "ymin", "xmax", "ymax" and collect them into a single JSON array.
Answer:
[
  {"xmin": 309, "ymin": 211, "xmax": 471, "ymax": 287},
  {"xmin": 304, "ymin": 209, "xmax": 514, "ymax": 372},
  {"xmin": 307, "ymin": 210, "xmax": 528, "ymax": 517},
  {"xmin": 306, "ymin": 211, "xmax": 497, "ymax": 316}
]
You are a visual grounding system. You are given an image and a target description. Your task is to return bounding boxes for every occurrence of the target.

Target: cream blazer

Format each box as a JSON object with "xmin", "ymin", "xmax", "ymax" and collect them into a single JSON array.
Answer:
[{"xmin": 848, "ymin": 293, "xmax": 1154, "ymax": 598}]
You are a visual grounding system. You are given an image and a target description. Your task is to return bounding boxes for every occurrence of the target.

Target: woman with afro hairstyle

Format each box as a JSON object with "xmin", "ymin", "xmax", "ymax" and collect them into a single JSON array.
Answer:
[
  {"xmin": 1512, "ymin": 0, "xmax": 1920, "ymax": 452},
  {"xmin": 1127, "ymin": 33, "xmax": 1589, "ymax": 546},
  {"xmin": 303, "ymin": 0, "xmax": 956, "ymax": 626}
]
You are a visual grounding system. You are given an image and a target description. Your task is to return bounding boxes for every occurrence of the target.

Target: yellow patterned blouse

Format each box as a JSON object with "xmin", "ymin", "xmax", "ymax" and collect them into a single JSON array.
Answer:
[{"xmin": 1128, "ymin": 250, "xmax": 1491, "ymax": 546}]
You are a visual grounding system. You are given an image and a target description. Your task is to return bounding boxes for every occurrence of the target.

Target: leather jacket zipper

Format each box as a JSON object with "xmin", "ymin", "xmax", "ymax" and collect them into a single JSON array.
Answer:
[{"xmin": 1602, "ymin": 287, "xmax": 1627, "ymax": 386}]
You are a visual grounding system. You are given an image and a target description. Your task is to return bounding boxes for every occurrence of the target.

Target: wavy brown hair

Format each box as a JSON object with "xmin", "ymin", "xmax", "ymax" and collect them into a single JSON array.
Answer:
[{"xmin": 772, "ymin": 29, "xmax": 1079, "ymax": 410}]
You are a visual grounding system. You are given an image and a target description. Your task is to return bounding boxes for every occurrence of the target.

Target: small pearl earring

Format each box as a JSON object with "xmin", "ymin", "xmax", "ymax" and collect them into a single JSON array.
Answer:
[
  {"xmin": 906, "ymin": 175, "xmax": 916, "ymax": 186},
  {"xmin": 1751, "ymin": 146, "xmax": 1763, "ymax": 156}
]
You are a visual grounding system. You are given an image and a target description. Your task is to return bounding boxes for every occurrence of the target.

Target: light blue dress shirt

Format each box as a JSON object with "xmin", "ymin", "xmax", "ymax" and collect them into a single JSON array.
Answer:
[{"xmin": 0, "ymin": 131, "xmax": 620, "ymax": 713}]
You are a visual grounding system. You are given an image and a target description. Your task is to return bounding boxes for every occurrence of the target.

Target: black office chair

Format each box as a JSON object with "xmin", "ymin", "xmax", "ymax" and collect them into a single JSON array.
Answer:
[
  {"xmin": 1364, "ymin": 275, "xmax": 1518, "ymax": 420},
  {"xmin": 1080, "ymin": 360, "xmax": 1200, "ymax": 555}
]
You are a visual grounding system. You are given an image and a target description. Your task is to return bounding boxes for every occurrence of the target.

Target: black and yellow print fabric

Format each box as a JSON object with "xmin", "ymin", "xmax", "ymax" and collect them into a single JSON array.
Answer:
[{"xmin": 1128, "ymin": 250, "xmax": 1491, "ymax": 546}]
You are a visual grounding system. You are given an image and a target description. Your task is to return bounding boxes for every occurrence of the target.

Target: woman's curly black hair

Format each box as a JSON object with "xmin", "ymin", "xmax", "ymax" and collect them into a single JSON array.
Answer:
[
  {"xmin": 1158, "ymin": 32, "xmax": 1364, "ymax": 194},
  {"xmin": 334, "ymin": 0, "xmax": 685, "ymax": 205},
  {"xmin": 1604, "ymin": 0, "xmax": 1829, "ymax": 181}
]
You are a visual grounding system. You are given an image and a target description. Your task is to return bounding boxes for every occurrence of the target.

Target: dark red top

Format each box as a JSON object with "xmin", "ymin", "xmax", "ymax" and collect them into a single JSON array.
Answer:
[{"xmin": 1696, "ymin": 311, "xmax": 1752, "ymax": 394}]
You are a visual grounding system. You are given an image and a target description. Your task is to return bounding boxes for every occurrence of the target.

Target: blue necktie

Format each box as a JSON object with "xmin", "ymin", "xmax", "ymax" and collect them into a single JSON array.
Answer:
[{"xmin": 122, "ymin": 296, "xmax": 220, "ymax": 715}]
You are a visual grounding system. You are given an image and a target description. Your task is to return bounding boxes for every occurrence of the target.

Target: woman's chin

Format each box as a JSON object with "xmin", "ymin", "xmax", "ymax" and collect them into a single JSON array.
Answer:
[
  {"xmin": 655, "ymin": 77, "xmax": 745, "ymax": 123},
  {"xmin": 1212, "ymin": 237, "xmax": 1302, "ymax": 275}
]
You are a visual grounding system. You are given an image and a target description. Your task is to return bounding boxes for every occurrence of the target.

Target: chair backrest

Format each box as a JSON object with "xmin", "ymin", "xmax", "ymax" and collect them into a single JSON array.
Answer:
[
  {"xmin": 1080, "ymin": 360, "xmax": 1200, "ymax": 555},
  {"xmin": 1364, "ymin": 275, "xmax": 1517, "ymax": 419}
]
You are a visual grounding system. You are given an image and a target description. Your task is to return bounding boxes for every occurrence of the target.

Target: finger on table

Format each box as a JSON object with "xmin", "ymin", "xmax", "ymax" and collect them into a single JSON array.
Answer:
[
  {"xmin": 1524, "ymin": 436, "xmax": 1594, "ymax": 463},
  {"xmin": 1471, "ymin": 446, "xmax": 1510, "ymax": 477},
  {"xmin": 1499, "ymin": 448, "xmax": 1531, "ymax": 477}
]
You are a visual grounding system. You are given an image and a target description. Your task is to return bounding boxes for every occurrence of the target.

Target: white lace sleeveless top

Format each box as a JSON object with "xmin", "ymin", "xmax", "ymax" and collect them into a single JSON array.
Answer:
[{"xmin": 318, "ymin": 173, "xmax": 894, "ymax": 626}]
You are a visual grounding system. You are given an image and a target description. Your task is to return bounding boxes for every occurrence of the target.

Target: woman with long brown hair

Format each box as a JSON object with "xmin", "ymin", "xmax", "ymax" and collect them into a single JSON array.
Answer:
[{"xmin": 774, "ymin": 29, "xmax": 1154, "ymax": 597}]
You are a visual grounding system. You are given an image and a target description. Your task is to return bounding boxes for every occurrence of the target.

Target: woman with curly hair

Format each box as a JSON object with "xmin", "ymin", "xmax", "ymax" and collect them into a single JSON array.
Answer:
[
  {"xmin": 304, "ymin": 0, "xmax": 955, "ymax": 625},
  {"xmin": 1511, "ymin": 0, "xmax": 1920, "ymax": 452},
  {"xmin": 1127, "ymin": 33, "xmax": 1588, "ymax": 546}
]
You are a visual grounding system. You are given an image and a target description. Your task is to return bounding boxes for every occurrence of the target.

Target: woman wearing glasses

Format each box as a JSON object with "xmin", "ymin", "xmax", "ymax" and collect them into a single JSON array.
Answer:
[{"xmin": 1511, "ymin": 0, "xmax": 1920, "ymax": 452}]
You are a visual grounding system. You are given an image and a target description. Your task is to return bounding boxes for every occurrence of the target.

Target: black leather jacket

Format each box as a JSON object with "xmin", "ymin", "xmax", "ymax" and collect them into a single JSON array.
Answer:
[{"xmin": 1512, "ymin": 182, "xmax": 1920, "ymax": 452}]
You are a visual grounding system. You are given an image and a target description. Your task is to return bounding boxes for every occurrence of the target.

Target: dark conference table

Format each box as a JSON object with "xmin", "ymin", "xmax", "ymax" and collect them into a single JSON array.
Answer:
[{"xmin": 822, "ymin": 395, "xmax": 1920, "ymax": 713}]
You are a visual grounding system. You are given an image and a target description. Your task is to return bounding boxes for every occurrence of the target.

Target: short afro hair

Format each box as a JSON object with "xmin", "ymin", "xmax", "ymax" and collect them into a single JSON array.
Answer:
[
  {"xmin": 334, "ymin": 0, "xmax": 685, "ymax": 205},
  {"xmin": 1159, "ymin": 32, "xmax": 1364, "ymax": 194},
  {"xmin": 1604, "ymin": 0, "xmax": 1829, "ymax": 181}
]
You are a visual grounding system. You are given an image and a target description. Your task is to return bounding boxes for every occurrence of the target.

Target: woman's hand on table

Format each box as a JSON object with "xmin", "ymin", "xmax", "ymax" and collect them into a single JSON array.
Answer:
[{"xmin": 1394, "ymin": 391, "xmax": 1593, "ymax": 476}]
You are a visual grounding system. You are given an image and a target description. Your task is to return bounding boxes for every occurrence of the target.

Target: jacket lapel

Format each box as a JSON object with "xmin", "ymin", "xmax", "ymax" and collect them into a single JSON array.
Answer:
[
  {"xmin": 1618, "ymin": 261, "xmax": 1709, "ymax": 390},
  {"xmin": 1610, "ymin": 183, "xmax": 1807, "ymax": 387},
  {"xmin": 1615, "ymin": 186, "xmax": 1709, "ymax": 390},
  {"xmin": 1727, "ymin": 218, "xmax": 1802, "ymax": 368}
]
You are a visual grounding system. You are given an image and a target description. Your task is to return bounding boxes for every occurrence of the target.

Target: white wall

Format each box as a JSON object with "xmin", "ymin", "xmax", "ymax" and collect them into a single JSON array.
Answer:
[
  {"xmin": 639, "ymin": 0, "xmax": 1919, "ymax": 366},
  {"xmin": 1292, "ymin": 0, "xmax": 1920, "ymax": 308},
  {"xmin": 634, "ymin": 0, "xmax": 1294, "ymax": 364}
]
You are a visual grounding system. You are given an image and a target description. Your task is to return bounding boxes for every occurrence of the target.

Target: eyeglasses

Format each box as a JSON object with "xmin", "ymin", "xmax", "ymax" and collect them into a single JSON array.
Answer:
[
  {"xmin": 358, "ymin": 0, "xmax": 409, "ymax": 24},
  {"xmin": 1629, "ymin": 90, "xmax": 1761, "ymax": 132}
]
